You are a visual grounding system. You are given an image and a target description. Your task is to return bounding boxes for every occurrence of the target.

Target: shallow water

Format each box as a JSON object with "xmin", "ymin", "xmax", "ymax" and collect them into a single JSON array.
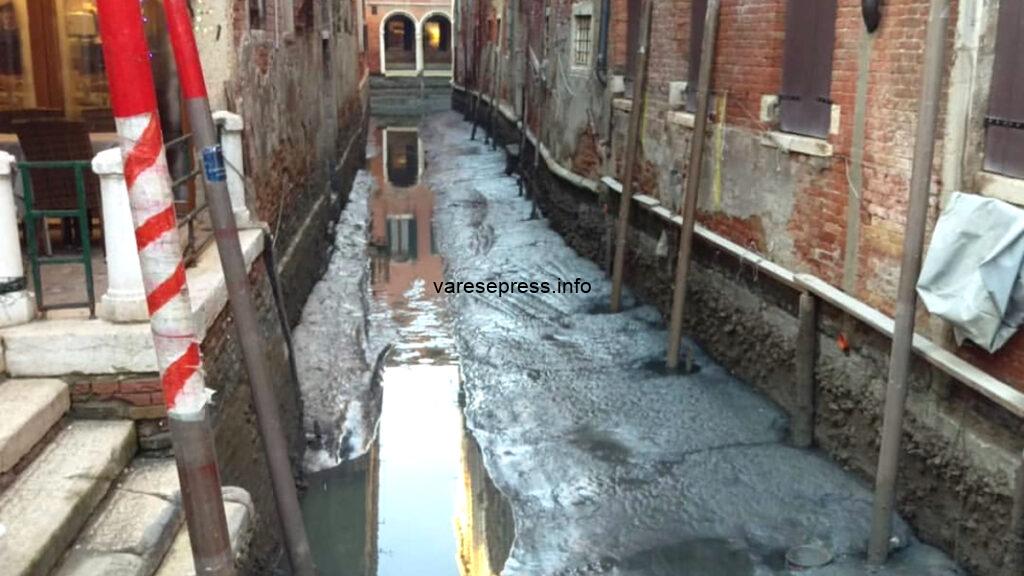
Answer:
[
  {"xmin": 295, "ymin": 113, "xmax": 963, "ymax": 576},
  {"xmin": 300, "ymin": 123, "xmax": 513, "ymax": 576}
]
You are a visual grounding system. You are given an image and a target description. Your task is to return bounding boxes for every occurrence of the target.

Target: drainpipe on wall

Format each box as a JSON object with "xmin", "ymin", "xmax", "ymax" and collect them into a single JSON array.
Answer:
[{"xmin": 595, "ymin": 0, "xmax": 611, "ymax": 85}]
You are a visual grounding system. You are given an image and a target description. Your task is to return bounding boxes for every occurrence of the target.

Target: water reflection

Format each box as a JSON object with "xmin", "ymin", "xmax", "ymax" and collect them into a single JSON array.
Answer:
[{"xmin": 303, "ymin": 125, "xmax": 512, "ymax": 576}]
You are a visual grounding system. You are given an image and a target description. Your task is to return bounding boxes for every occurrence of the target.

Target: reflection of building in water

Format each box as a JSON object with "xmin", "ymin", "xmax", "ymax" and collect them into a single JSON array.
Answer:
[
  {"xmin": 302, "ymin": 442, "xmax": 381, "ymax": 576},
  {"xmin": 371, "ymin": 127, "xmax": 442, "ymax": 307},
  {"xmin": 456, "ymin": 432, "xmax": 514, "ymax": 576},
  {"xmin": 383, "ymin": 127, "xmax": 422, "ymax": 188}
]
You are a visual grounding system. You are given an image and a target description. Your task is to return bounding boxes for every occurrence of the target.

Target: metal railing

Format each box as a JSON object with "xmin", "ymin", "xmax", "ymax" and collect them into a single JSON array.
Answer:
[
  {"xmin": 166, "ymin": 132, "xmax": 212, "ymax": 266},
  {"xmin": 17, "ymin": 131, "xmax": 210, "ymax": 318},
  {"xmin": 18, "ymin": 160, "xmax": 96, "ymax": 317}
]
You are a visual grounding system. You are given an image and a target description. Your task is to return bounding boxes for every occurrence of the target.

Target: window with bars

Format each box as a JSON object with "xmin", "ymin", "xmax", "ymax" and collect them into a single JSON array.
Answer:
[
  {"xmin": 778, "ymin": 0, "xmax": 837, "ymax": 138},
  {"xmin": 625, "ymin": 0, "xmax": 641, "ymax": 80},
  {"xmin": 574, "ymin": 15, "xmax": 592, "ymax": 66},
  {"xmin": 984, "ymin": 0, "xmax": 1024, "ymax": 179}
]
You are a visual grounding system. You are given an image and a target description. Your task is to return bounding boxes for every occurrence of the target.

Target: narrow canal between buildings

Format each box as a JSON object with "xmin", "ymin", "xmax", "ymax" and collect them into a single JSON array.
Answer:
[
  {"xmin": 292, "ymin": 112, "xmax": 964, "ymax": 576},
  {"xmin": 297, "ymin": 121, "xmax": 514, "ymax": 576}
]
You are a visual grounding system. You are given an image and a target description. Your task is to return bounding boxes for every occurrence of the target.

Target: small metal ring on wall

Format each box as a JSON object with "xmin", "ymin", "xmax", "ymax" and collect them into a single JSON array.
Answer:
[{"xmin": 862, "ymin": 0, "xmax": 882, "ymax": 33}]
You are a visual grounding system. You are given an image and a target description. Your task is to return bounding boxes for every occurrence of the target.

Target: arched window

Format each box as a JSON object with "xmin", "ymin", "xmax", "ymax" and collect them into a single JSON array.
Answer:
[
  {"xmin": 421, "ymin": 14, "xmax": 451, "ymax": 71},
  {"xmin": 382, "ymin": 13, "xmax": 416, "ymax": 71}
]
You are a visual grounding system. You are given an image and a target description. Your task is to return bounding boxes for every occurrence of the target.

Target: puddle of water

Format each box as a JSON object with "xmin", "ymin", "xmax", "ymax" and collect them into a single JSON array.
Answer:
[{"xmin": 301, "ymin": 123, "xmax": 513, "ymax": 576}]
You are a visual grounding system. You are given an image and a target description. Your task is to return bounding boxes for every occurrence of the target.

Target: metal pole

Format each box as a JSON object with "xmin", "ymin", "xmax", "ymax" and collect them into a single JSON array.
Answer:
[
  {"xmin": 161, "ymin": 2, "xmax": 317, "ymax": 574},
  {"xmin": 608, "ymin": 0, "xmax": 653, "ymax": 312},
  {"xmin": 793, "ymin": 291, "xmax": 817, "ymax": 447},
  {"xmin": 95, "ymin": 2, "xmax": 234, "ymax": 574},
  {"xmin": 489, "ymin": 47, "xmax": 501, "ymax": 149},
  {"xmin": 663, "ymin": 0, "xmax": 719, "ymax": 351},
  {"xmin": 867, "ymin": 0, "xmax": 949, "ymax": 564}
]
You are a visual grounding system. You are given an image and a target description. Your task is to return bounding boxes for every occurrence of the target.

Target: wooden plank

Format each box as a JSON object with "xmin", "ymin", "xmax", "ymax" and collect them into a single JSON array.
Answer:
[{"xmin": 795, "ymin": 273, "xmax": 1024, "ymax": 419}]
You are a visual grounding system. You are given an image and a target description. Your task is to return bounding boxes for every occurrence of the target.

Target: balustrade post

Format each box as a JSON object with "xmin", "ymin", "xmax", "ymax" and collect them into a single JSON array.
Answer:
[
  {"xmin": 0, "ymin": 151, "xmax": 35, "ymax": 327},
  {"xmin": 94, "ymin": 148, "xmax": 148, "ymax": 323},
  {"xmin": 212, "ymin": 111, "xmax": 252, "ymax": 225}
]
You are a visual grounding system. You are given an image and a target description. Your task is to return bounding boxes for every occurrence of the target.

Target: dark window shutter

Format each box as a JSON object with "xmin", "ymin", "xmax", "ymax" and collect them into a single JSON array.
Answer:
[
  {"xmin": 625, "ymin": 0, "xmax": 642, "ymax": 80},
  {"xmin": 779, "ymin": 0, "xmax": 837, "ymax": 138},
  {"xmin": 686, "ymin": 0, "xmax": 708, "ymax": 112},
  {"xmin": 984, "ymin": 0, "xmax": 1024, "ymax": 179}
]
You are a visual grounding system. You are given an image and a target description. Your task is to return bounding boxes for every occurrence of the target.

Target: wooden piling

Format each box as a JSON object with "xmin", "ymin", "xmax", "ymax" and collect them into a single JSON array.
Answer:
[
  {"xmin": 665, "ymin": 0, "xmax": 720, "ymax": 366},
  {"xmin": 793, "ymin": 291, "xmax": 818, "ymax": 448},
  {"xmin": 608, "ymin": 0, "xmax": 653, "ymax": 312}
]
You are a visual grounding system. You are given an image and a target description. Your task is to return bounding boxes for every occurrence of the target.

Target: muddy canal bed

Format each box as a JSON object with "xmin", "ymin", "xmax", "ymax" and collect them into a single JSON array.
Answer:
[{"xmin": 291, "ymin": 114, "xmax": 964, "ymax": 575}]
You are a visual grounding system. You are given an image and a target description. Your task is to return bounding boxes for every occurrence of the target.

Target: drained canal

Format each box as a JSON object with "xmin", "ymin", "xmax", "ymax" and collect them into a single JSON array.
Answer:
[
  {"xmin": 292, "ymin": 112, "xmax": 963, "ymax": 576},
  {"xmin": 296, "ymin": 122, "xmax": 513, "ymax": 576}
]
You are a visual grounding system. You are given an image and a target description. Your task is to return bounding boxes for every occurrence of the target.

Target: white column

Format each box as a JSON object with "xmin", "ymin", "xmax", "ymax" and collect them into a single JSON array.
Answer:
[
  {"xmin": 0, "ymin": 151, "xmax": 34, "ymax": 327},
  {"xmin": 212, "ymin": 111, "xmax": 252, "ymax": 225},
  {"xmin": 94, "ymin": 148, "xmax": 148, "ymax": 323},
  {"xmin": 415, "ymin": 21, "xmax": 424, "ymax": 73}
]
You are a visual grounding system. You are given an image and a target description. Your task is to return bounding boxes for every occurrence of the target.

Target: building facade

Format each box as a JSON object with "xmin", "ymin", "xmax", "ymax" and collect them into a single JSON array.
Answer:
[
  {"xmin": 365, "ymin": 0, "xmax": 454, "ymax": 75},
  {"xmin": 453, "ymin": 1, "xmax": 1024, "ymax": 575}
]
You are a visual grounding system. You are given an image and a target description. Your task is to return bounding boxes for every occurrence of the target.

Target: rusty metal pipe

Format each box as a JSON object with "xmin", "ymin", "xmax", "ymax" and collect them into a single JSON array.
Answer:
[
  {"xmin": 169, "ymin": 412, "xmax": 235, "ymax": 575},
  {"xmin": 867, "ymin": 0, "xmax": 949, "ymax": 564},
  {"xmin": 665, "ymin": 0, "xmax": 720, "ymax": 364},
  {"xmin": 162, "ymin": 1, "xmax": 317, "ymax": 573}
]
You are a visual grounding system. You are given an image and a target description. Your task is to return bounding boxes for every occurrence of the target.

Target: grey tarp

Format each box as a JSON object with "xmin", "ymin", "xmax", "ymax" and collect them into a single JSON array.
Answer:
[{"xmin": 917, "ymin": 192, "xmax": 1024, "ymax": 352}]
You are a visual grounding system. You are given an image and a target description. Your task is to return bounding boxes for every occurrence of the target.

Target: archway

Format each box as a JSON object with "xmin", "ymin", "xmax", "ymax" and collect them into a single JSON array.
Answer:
[
  {"xmin": 420, "ymin": 13, "xmax": 451, "ymax": 71},
  {"xmin": 381, "ymin": 13, "xmax": 416, "ymax": 72}
]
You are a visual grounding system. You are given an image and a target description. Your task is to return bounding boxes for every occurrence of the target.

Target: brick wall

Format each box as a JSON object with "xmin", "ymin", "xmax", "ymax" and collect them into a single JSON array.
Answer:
[{"xmin": 460, "ymin": 0, "xmax": 1024, "ymax": 391}]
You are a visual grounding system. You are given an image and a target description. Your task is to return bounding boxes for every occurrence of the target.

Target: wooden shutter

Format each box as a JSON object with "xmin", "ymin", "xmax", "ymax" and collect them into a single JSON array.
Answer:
[
  {"xmin": 685, "ymin": 0, "xmax": 708, "ymax": 112},
  {"xmin": 625, "ymin": 0, "xmax": 642, "ymax": 80},
  {"xmin": 984, "ymin": 0, "xmax": 1024, "ymax": 179},
  {"xmin": 779, "ymin": 0, "xmax": 837, "ymax": 138}
]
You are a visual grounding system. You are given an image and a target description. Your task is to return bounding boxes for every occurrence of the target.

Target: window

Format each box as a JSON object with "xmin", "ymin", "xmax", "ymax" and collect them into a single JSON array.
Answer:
[
  {"xmin": 779, "ymin": 0, "xmax": 837, "ymax": 138},
  {"xmin": 685, "ymin": 0, "xmax": 708, "ymax": 112},
  {"xmin": 984, "ymin": 0, "xmax": 1024, "ymax": 179},
  {"xmin": 249, "ymin": 0, "xmax": 265, "ymax": 29},
  {"xmin": 573, "ymin": 15, "xmax": 592, "ymax": 66}
]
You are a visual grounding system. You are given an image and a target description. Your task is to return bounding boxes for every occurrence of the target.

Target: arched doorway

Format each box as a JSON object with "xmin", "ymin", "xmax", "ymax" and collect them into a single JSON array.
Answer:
[
  {"xmin": 382, "ymin": 13, "xmax": 416, "ymax": 72},
  {"xmin": 420, "ymin": 14, "xmax": 451, "ymax": 72}
]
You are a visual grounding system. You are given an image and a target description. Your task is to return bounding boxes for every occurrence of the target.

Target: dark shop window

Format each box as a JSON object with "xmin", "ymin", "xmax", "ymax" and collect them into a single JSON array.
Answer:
[
  {"xmin": 984, "ymin": 0, "xmax": 1024, "ymax": 179},
  {"xmin": 249, "ymin": 0, "xmax": 265, "ymax": 29},
  {"xmin": 779, "ymin": 0, "xmax": 837, "ymax": 138},
  {"xmin": 625, "ymin": 0, "xmax": 641, "ymax": 81},
  {"xmin": 685, "ymin": 0, "xmax": 708, "ymax": 112}
]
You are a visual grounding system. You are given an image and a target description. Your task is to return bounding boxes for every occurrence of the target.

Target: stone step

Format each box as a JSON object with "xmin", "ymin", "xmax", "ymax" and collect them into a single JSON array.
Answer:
[
  {"xmin": 153, "ymin": 486, "xmax": 255, "ymax": 576},
  {"xmin": 0, "ymin": 378, "xmax": 69, "ymax": 474},
  {"xmin": 54, "ymin": 459, "xmax": 182, "ymax": 576},
  {"xmin": 0, "ymin": 420, "xmax": 136, "ymax": 576}
]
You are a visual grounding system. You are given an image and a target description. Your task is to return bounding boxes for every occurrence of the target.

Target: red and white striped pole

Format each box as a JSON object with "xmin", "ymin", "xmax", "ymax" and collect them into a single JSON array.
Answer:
[
  {"xmin": 161, "ymin": 1, "xmax": 317, "ymax": 574},
  {"xmin": 95, "ymin": 1, "xmax": 235, "ymax": 574}
]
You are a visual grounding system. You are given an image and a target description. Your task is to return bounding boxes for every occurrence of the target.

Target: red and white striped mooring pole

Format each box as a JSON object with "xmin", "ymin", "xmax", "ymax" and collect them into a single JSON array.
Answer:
[
  {"xmin": 161, "ymin": 1, "xmax": 317, "ymax": 574},
  {"xmin": 95, "ymin": 0, "xmax": 235, "ymax": 574}
]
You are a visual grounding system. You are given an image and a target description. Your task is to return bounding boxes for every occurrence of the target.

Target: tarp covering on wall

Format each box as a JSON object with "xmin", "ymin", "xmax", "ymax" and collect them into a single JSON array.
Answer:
[{"xmin": 917, "ymin": 192, "xmax": 1024, "ymax": 353}]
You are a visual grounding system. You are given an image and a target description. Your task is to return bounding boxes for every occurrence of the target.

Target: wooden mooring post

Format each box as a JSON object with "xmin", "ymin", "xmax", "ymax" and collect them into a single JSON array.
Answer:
[
  {"xmin": 665, "ymin": 0, "xmax": 720, "ymax": 366},
  {"xmin": 793, "ymin": 291, "xmax": 818, "ymax": 447},
  {"xmin": 608, "ymin": 0, "xmax": 653, "ymax": 312}
]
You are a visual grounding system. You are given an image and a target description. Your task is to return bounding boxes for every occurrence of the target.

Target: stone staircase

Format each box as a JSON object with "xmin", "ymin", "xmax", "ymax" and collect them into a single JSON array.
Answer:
[
  {"xmin": 369, "ymin": 74, "xmax": 452, "ymax": 118},
  {"xmin": 0, "ymin": 378, "xmax": 252, "ymax": 576}
]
